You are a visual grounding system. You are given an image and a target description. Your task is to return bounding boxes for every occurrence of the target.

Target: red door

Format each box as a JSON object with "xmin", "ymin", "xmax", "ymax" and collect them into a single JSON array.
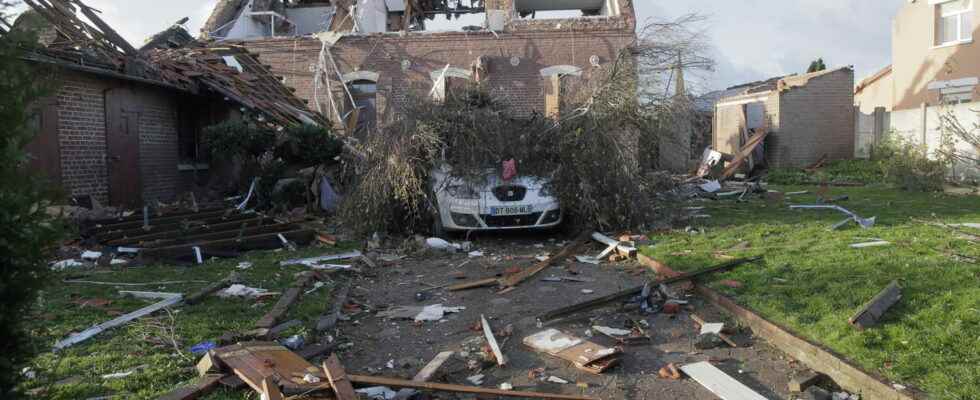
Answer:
[{"xmin": 105, "ymin": 88, "xmax": 142, "ymax": 208}]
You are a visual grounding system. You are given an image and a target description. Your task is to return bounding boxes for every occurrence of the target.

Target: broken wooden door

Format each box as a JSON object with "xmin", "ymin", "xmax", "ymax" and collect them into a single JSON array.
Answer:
[{"xmin": 105, "ymin": 88, "xmax": 142, "ymax": 208}]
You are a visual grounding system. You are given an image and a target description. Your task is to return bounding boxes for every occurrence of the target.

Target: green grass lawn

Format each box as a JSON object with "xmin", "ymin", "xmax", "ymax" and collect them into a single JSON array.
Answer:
[
  {"xmin": 22, "ymin": 245, "xmax": 353, "ymax": 400},
  {"xmin": 642, "ymin": 185, "xmax": 980, "ymax": 400}
]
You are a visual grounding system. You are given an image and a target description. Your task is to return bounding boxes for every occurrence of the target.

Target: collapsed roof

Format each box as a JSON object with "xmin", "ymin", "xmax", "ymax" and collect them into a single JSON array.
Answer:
[
  {"xmin": 16, "ymin": 0, "xmax": 326, "ymax": 127},
  {"xmin": 201, "ymin": 0, "xmax": 487, "ymax": 38}
]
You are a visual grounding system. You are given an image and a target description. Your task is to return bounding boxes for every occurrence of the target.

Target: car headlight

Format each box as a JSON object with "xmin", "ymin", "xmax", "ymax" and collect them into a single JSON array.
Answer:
[
  {"xmin": 539, "ymin": 184, "xmax": 556, "ymax": 198},
  {"xmin": 447, "ymin": 184, "xmax": 480, "ymax": 199}
]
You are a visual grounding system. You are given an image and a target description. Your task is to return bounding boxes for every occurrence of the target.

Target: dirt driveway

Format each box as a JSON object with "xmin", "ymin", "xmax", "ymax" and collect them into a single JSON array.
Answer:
[{"xmin": 331, "ymin": 232, "xmax": 805, "ymax": 399}]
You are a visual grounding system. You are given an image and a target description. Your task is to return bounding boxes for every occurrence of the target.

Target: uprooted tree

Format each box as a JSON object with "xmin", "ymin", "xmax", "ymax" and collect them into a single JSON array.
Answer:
[{"xmin": 338, "ymin": 15, "xmax": 715, "ymax": 236}]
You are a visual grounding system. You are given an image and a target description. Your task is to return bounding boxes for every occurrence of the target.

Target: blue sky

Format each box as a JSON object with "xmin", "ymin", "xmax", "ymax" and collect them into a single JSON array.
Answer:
[{"xmin": 9, "ymin": 0, "xmax": 903, "ymax": 92}]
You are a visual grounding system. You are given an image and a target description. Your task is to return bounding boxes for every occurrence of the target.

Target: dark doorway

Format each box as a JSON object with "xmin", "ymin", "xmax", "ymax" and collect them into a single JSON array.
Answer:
[{"xmin": 105, "ymin": 88, "xmax": 142, "ymax": 208}]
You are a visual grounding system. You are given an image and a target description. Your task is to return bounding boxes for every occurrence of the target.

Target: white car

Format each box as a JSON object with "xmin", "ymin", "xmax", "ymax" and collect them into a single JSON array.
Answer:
[{"xmin": 430, "ymin": 166, "xmax": 562, "ymax": 234}]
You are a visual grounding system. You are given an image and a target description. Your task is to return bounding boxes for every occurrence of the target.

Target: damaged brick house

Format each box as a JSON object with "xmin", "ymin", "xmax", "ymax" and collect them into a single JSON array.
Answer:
[
  {"xmin": 200, "ymin": 0, "xmax": 638, "ymax": 136},
  {"xmin": 14, "ymin": 1, "xmax": 323, "ymax": 208},
  {"xmin": 709, "ymin": 66, "xmax": 856, "ymax": 169}
]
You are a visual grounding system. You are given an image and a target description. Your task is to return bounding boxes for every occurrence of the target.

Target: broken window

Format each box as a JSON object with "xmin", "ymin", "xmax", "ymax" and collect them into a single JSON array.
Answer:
[
  {"xmin": 515, "ymin": 0, "xmax": 621, "ymax": 18},
  {"xmin": 430, "ymin": 67, "xmax": 474, "ymax": 102},
  {"xmin": 937, "ymin": 0, "xmax": 973, "ymax": 45},
  {"xmin": 348, "ymin": 80, "xmax": 377, "ymax": 135}
]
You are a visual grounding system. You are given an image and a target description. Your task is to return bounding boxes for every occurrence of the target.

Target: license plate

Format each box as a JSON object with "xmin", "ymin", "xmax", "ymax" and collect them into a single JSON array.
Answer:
[{"xmin": 490, "ymin": 205, "xmax": 532, "ymax": 216}]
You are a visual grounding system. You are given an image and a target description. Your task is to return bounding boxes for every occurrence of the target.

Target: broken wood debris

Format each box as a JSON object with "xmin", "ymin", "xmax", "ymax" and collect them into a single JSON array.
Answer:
[
  {"xmin": 323, "ymin": 354, "xmax": 359, "ymax": 400},
  {"xmin": 192, "ymin": 342, "xmax": 595, "ymax": 400},
  {"xmin": 279, "ymin": 250, "xmax": 363, "ymax": 268},
  {"xmin": 393, "ymin": 351, "xmax": 454, "ymax": 400},
  {"xmin": 183, "ymin": 272, "xmax": 242, "ymax": 305},
  {"xmin": 690, "ymin": 314, "xmax": 738, "ymax": 348},
  {"xmin": 523, "ymin": 329, "xmax": 621, "ymax": 374},
  {"xmin": 450, "ymin": 231, "xmax": 591, "ymax": 292},
  {"xmin": 591, "ymin": 232, "xmax": 637, "ymax": 259},
  {"xmin": 539, "ymin": 257, "xmax": 763, "ymax": 322},
  {"xmin": 255, "ymin": 272, "xmax": 318, "ymax": 329},
  {"xmin": 316, "ymin": 282, "xmax": 350, "ymax": 331},
  {"xmin": 481, "ymin": 315, "xmax": 508, "ymax": 366},
  {"xmin": 347, "ymin": 374, "xmax": 598, "ymax": 400},
  {"xmin": 849, "ymin": 280, "xmax": 902, "ymax": 330}
]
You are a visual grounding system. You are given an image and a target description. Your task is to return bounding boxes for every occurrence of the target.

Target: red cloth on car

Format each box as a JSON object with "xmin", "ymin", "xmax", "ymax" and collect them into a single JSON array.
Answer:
[{"xmin": 502, "ymin": 158, "xmax": 517, "ymax": 181}]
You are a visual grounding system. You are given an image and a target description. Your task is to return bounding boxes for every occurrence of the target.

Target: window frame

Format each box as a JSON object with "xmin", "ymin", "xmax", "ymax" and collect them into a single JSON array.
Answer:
[{"xmin": 936, "ymin": 0, "xmax": 974, "ymax": 46}]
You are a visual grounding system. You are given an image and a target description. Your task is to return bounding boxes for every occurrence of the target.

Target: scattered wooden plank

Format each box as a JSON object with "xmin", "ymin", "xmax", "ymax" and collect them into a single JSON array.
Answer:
[
  {"xmin": 591, "ymin": 232, "xmax": 637, "ymax": 258},
  {"xmin": 523, "ymin": 329, "xmax": 620, "ymax": 374},
  {"xmin": 256, "ymin": 272, "xmax": 317, "ymax": 329},
  {"xmin": 481, "ymin": 315, "xmax": 507, "ymax": 366},
  {"xmin": 195, "ymin": 352, "xmax": 223, "ymax": 376},
  {"xmin": 695, "ymin": 284, "xmax": 922, "ymax": 400},
  {"xmin": 720, "ymin": 130, "xmax": 771, "ymax": 180},
  {"xmin": 679, "ymin": 361, "xmax": 767, "ymax": 400},
  {"xmin": 849, "ymin": 281, "xmax": 902, "ymax": 330},
  {"xmin": 498, "ymin": 231, "xmax": 591, "ymax": 288},
  {"xmin": 184, "ymin": 272, "xmax": 242, "ymax": 305},
  {"xmin": 447, "ymin": 277, "xmax": 499, "ymax": 292},
  {"xmin": 213, "ymin": 342, "xmax": 323, "ymax": 394},
  {"xmin": 789, "ymin": 370, "xmax": 826, "ymax": 393},
  {"xmin": 157, "ymin": 374, "xmax": 225, "ymax": 400},
  {"xmin": 140, "ymin": 229, "xmax": 316, "ymax": 260},
  {"xmin": 90, "ymin": 209, "xmax": 231, "ymax": 233},
  {"xmin": 392, "ymin": 351, "xmax": 454, "ymax": 400},
  {"xmin": 323, "ymin": 355, "xmax": 359, "ymax": 400},
  {"xmin": 260, "ymin": 376, "xmax": 284, "ymax": 400},
  {"xmin": 347, "ymin": 374, "xmax": 598, "ymax": 400},
  {"xmin": 106, "ymin": 217, "xmax": 275, "ymax": 246},
  {"xmin": 538, "ymin": 257, "xmax": 762, "ymax": 322},
  {"xmin": 316, "ymin": 282, "xmax": 350, "ymax": 331},
  {"xmin": 139, "ymin": 223, "xmax": 300, "ymax": 248}
]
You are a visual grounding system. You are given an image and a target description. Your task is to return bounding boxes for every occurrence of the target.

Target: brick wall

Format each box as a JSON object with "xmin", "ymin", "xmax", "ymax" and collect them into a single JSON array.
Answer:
[
  {"xmin": 56, "ymin": 71, "xmax": 111, "ymax": 204},
  {"xmin": 53, "ymin": 69, "xmax": 186, "ymax": 205},
  {"xmin": 771, "ymin": 68, "xmax": 855, "ymax": 167},
  {"xmin": 241, "ymin": 19, "xmax": 635, "ymax": 122}
]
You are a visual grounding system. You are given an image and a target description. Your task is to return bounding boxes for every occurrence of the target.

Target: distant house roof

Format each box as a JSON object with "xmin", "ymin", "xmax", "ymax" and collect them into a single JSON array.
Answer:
[
  {"xmin": 699, "ymin": 66, "xmax": 853, "ymax": 111},
  {"xmin": 854, "ymin": 64, "xmax": 892, "ymax": 95}
]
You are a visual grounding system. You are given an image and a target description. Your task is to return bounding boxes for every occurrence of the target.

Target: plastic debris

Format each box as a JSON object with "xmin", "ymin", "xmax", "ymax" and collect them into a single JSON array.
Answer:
[
  {"xmin": 303, "ymin": 373, "xmax": 321, "ymax": 384},
  {"xmin": 850, "ymin": 240, "xmax": 891, "ymax": 249},
  {"xmin": 499, "ymin": 382, "xmax": 513, "ymax": 390},
  {"xmin": 467, "ymin": 374, "xmax": 485, "ymax": 385},
  {"xmin": 281, "ymin": 334, "xmax": 304, "ymax": 350},
  {"xmin": 547, "ymin": 376, "xmax": 569, "ymax": 384},
  {"xmin": 189, "ymin": 341, "xmax": 217, "ymax": 354},
  {"xmin": 356, "ymin": 386, "xmax": 397, "ymax": 400},
  {"xmin": 217, "ymin": 284, "xmax": 269, "ymax": 298},
  {"xmin": 700, "ymin": 323, "xmax": 725, "ymax": 335},
  {"xmin": 575, "ymin": 256, "xmax": 601, "ymax": 265},
  {"xmin": 51, "ymin": 259, "xmax": 84, "ymax": 270},
  {"xmin": 699, "ymin": 180, "xmax": 721, "ymax": 193},
  {"xmin": 468, "ymin": 250, "xmax": 485, "ymax": 258},
  {"xmin": 236, "ymin": 261, "xmax": 253, "ymax": 270},
  {"xmin": 593, "ymin": 326, "xmax": 631, "ymax": 337},
  {"xmin": 80, "ymin": 251, "xmax": 102, "ymax": 261}
]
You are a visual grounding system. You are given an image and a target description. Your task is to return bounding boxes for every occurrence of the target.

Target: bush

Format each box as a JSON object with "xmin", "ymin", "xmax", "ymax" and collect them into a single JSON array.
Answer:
[
  {"xmin": 875, "ymin": 136, "xmax": 949, "ymax": 192},
  {"xmin": 0, "ymin": 15, "xmax": 66, "ymax": 397},
  {"xmin": 203, "ymin": 120, "xmax": 342, "ymax": 209}
]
